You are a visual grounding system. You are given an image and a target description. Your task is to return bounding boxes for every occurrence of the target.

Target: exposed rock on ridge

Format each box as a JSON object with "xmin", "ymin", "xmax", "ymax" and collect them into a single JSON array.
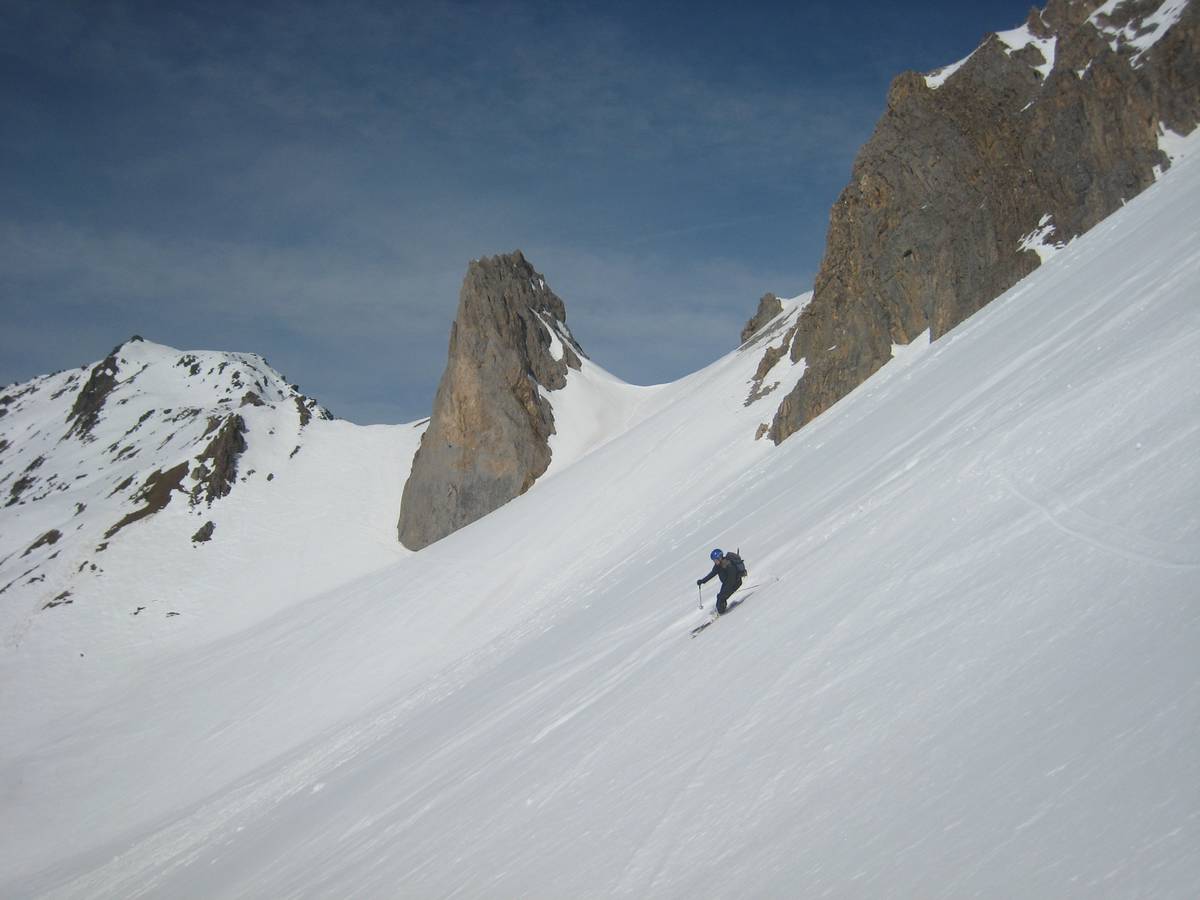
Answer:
[
  {"xmin": 191, "ymin": 414, "xmax": 247, "ymax": 505},
  {"xmin": 65, "ymin": 340, "xmax": 132, "ymax": 441},
  {"xmin": 766, "ymin": 0, "xmax": 1198, "ymax": 443},
  {"xmin": 397, "ymin": 251, "xmax": 585, "ymax": 551}
]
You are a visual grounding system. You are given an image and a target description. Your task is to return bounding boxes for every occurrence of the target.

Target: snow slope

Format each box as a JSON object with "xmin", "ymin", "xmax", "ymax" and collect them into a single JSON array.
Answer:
[{"xmin": 3, "ymin": 138, "xmax": 1199, "ymax": 897}]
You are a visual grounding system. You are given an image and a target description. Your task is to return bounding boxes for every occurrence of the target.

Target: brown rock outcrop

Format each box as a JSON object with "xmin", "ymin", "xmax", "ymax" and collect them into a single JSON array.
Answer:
[
  {"xmin": 740, "ymin": 293, "xmax": 784, "ymax": 345},
  {"xmin": 766, "ymin": 0, "xmax": 1198, "ymax": 443},
  {"xmin": 397, "ymin": 251, "xmax": 585, "ymax": 550},
  {"xmin": 191, "ymin": 414, "xmax": 247, "ymax": 505},
  {"xmin": 65, "ymin": 344, "xmax": 124, "ymax": 441}
]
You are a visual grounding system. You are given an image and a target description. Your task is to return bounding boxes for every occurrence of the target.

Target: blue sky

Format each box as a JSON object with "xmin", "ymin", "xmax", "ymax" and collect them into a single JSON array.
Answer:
[{"xmin": 2, "ymin": 0, "xmax": 1034, "ymax": 423}]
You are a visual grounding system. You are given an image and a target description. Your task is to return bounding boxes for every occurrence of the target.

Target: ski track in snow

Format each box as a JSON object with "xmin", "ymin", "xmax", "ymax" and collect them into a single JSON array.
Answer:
[{"xmin": 1002, "ymin": 471, "xmax": 1200, "ymax": 571}]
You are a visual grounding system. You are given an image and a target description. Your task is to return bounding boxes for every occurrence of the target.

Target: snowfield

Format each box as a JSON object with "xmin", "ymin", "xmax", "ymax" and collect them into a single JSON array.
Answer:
[{"xmin": 2, "ymin": 136, "xmax": 1199, "ymax": 897}]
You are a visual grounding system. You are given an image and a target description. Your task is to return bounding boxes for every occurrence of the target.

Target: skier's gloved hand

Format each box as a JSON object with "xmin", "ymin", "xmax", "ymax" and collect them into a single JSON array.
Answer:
[{"xmin": 696, "ymin": 579, "xmax": 703, "ymax": 586}]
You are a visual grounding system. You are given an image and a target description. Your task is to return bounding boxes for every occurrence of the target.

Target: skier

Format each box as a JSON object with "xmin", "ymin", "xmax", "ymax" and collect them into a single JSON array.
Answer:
[{"xmin": 697, "ymin": 548, "xmax": 744, "ymax": 615}]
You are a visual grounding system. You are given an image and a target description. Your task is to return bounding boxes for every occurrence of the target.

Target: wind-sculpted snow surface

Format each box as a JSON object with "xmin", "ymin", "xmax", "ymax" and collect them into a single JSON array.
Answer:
[{"xmin": 4, "ymin": 138, "xmax": 1200, "ymax": 898}]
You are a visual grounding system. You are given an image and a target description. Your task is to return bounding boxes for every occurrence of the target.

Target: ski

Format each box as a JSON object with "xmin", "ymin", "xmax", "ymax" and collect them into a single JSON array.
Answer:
[
  {"xmin": 687, "ymin": 580, "xmax": 778, "ymax": 638},
  {"xmin": 689, "ymin": 598, "xmax": 745, "ymax": 637},
  {"xmin": 690, "ymin": 612, "xmax": 720, "ymax": 637}
]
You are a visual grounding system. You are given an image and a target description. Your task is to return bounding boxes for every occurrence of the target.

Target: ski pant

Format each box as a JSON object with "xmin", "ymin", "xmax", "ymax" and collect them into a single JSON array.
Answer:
[{"xmin": 716, "ymin": 578, "xmax": 742, "ymax": 614}]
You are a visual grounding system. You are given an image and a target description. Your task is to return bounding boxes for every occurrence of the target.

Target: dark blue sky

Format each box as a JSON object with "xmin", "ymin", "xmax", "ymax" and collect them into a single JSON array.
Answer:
[{"xmin": 2, "ymin": 0, "xmax": 1035, "ymax": 423}]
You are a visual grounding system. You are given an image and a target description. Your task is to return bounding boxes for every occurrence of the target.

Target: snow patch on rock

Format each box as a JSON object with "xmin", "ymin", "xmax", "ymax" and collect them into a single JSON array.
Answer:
[
  {"xmin": 924, "ymin": 52, "xmax": 975, "ymax": 90},
  {"xmin": 995, "ymin": 25, "xmax": 1057, "ymax": 79},
  {"xmin": 1090, "ymin": 0, "xmax": 1190, "ymax": 65},
  {"xmin": 1019, "ymin": 213, "xmax": 1069, "ymax": 262}
]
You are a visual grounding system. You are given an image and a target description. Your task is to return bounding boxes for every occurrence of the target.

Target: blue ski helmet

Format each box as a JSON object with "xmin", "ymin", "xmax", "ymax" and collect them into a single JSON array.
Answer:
[{"xmin": 710, "ymin": 548, "xmax": 723, "ymax": 560}]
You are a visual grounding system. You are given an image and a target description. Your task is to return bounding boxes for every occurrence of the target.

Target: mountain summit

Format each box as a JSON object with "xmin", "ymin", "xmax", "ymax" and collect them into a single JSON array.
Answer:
[
  {"xmin": 397, "ymin": 251, "xmax": 586, "ymax": 550},
  {"xmin": 0, "ymin": 337, "xmax": 418, "ymax": 637}
]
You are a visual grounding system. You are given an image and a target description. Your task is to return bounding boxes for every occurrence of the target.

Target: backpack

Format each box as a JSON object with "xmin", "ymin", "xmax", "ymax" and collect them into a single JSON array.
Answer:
[{"xmin": 727, "ymin": 551, "xmax": 748, "ymax": 578}]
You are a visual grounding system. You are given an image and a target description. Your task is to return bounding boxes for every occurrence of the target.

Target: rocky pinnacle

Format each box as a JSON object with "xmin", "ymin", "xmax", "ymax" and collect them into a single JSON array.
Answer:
[{"xmin": 397, "ymin": 251, "xmax": 584, "ymax": 550}]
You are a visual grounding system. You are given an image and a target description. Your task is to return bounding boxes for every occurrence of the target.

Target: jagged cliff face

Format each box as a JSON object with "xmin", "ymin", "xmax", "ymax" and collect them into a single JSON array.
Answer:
[
  {"xmin": 767, "ymin": 0, "xmax": 1198, "ymax": 443},
  {"xmin": 397, "ymin": 251, "xmax": 585, "ymax": 550}
]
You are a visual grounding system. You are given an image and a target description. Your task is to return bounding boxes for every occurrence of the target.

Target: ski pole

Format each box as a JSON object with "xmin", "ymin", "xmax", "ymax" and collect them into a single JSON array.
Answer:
[{"xmin": 697, "ymin": 583, "xmax": 703, "ymax": 610}]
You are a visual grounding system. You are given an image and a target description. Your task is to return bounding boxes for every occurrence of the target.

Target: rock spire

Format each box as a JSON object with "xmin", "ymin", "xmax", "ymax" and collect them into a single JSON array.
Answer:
[{"xmin": 397, "ymin": 251, "xmax": 584, "ymax": 550}]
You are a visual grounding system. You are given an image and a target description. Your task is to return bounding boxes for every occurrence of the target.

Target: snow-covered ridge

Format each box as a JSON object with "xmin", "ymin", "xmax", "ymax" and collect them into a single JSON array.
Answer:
[
  {"xmin": 543, "ymin": 295, "xmax": 810, "ymax": 480},
  {"xmin": 0, "ymin": 336, "xmax": 420, "ymax": 652},
  {"xmin": 1, "ymin": 335, "xmax": 325, "ymax": 553}
]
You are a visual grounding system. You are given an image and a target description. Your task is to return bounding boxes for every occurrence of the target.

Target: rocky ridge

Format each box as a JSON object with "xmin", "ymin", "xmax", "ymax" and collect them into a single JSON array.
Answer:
[
  {"xmin": 763, "ymin": 0, "xmax": 1198, "ymax": 443},
  {"xmin": 397, "ymin": 251, "xmax": 585, "ymax": 550}
]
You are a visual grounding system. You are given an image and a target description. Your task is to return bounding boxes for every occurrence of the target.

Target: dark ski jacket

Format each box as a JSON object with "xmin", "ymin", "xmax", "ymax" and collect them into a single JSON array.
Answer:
[{"xmin": 699, "ymin": 555, "xmax": 742, "ymax": 589}]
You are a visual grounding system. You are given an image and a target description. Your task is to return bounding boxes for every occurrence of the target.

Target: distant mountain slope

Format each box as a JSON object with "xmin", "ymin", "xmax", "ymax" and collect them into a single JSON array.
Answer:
[
  {"xmin": 4, "ymin": 131, "xmax": 1196, "ymax": 899},
  {"xmin": 0, "ymin": 337, "xmax": 421, "ymax": 653}
]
